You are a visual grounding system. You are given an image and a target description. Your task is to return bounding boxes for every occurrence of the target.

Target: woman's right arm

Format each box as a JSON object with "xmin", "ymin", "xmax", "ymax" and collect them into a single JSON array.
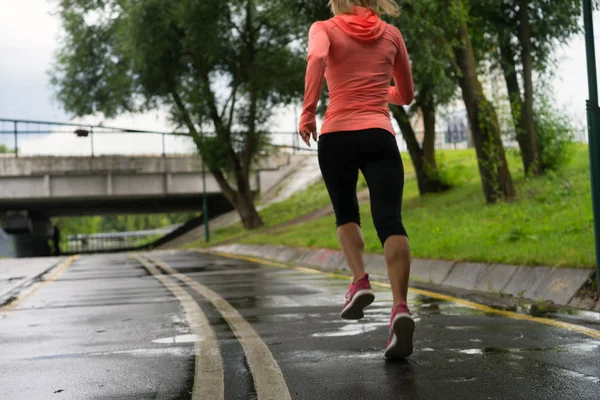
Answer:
[{"xmin": 388, "ymin": 30, "xmax": 414, "ymax": 106}]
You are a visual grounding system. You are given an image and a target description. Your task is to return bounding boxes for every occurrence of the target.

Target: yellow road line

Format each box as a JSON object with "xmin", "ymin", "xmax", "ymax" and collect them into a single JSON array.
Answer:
[
  {"xmin": 146, "ymin": 254, "xmax": 292, "ymax": 400},
  {"xmin": 1, "ymin": 255, "xmax": 78, "ymax": 313},
  {"xmin": 205, "ymin": 250, "xmax": 600, "ymax": 340},
  {"xmin": 133, "ymin": 255, "xmax": 224, "ymax": 400}
]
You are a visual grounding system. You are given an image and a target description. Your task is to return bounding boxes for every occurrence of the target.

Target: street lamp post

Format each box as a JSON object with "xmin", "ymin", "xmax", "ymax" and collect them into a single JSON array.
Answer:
[
  {"xmin": 13, "ymin": 121, "xmax": 18, "ymax": 158},
  {"xmin": 583, "ymin": 0, "xmax": 600, "ymax": 296},
  {"xmin": 201, "ymin": 148, "xmax": 210, "ymax": 244},
  {"xmin": 90, "ymin": 127, "xmax": 95, "ymax": 158}
]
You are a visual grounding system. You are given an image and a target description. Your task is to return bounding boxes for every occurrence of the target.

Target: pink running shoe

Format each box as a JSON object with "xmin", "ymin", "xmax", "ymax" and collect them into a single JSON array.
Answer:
[
  {"xmin": 341, "ymin": 273, "xmax": 375, "ymax": 320},
  {"xmin": 384, "ymin": 303, "xmax": 415, "ymax": 359}
]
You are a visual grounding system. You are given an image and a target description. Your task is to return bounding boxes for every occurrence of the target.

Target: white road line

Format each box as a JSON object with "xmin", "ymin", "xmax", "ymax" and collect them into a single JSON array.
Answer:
[
  {"xmin": 145, "ymin": 254, "xmax": 292, "ymax": 400},
  {"xmin": 133, "ymin": 255, "xmax": 224, "ymax": 400}
]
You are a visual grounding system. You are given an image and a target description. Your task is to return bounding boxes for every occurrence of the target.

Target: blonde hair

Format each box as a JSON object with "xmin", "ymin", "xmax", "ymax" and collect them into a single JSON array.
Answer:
[{"xmin": 329, "ymin": 0, "xmax": 400, "ymax": 17}]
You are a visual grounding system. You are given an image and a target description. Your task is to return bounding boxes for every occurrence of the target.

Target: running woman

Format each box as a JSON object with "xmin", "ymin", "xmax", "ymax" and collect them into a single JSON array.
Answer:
[{"xmin": 299, "ymin": 0, "xmax": 415, "ymax": 359}]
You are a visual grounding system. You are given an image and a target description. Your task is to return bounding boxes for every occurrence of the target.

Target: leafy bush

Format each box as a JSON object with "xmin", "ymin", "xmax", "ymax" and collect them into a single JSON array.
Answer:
[
  {"xmin": 534, "ymin": 96, "xmax": 577, "ymax": 172},
  {"xmin": 436, "ymin": 152, "xmax": 476, "ymax": 187}
]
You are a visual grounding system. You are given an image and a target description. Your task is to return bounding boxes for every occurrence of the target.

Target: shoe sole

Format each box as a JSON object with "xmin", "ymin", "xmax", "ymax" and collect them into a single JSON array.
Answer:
[
  {"xmin": 384, "ymin": 314, "xmax": 415, "ymax": 359},
  {"xmin": 341, "ymin": 290, "xmax": 375, "ymax": 320}
]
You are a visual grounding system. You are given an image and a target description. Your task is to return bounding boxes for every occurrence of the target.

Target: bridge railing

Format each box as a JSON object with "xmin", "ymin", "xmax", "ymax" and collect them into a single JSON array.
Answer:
[
  {"xmin": 0, "ymin": 118, "xmax": 588, "ymax": 158},
  {"xmin": 64, "ymin": 224, "xmax": 183, "ymax": 254},
  {"xmin": 0, "ymin": 118, "xmax": 315, "ymax": 158}
]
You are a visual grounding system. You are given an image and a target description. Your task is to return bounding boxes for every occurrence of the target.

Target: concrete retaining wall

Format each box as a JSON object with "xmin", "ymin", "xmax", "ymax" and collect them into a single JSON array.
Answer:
[
  {"xmin": 208, "ymin": 244, "xmax": 594, "ymax": 308},
  {"xmin": 0, "ymin": 154, "xmax": 295, "ymax": 215},
  {"xmin": 0, "ymin": 153, "xmax": 291, "ymax": 176}
]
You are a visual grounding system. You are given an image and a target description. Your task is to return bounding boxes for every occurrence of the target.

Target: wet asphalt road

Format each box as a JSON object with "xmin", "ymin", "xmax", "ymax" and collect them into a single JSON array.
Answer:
[{"xmin": 0, "ymin": 251, "xmax": 599, "ymax": 400}]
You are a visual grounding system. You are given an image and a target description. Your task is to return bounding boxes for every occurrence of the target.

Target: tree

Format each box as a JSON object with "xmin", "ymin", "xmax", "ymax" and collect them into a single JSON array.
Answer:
[
  {"xmin": 471, "ymin": 0, "xmax": 585, "ymax": 176},
  {"xmin": 447, "ymin": 0, "xmax": 516, "ymax": 203},
  {"xmin": 294, "ymin": 0, "xmax": 331, "ymax": 21},
  {"xmin": 391, "ymin": 1, "xmax": 458, "ymax": 195},
  {"xmin": 54, "ymin": 215, "xmax": 102, "ymax": 248},
  {"xmin": 51, "ymin": 0, "xmax": 306, "ymax": 229},
  {"xmin": 0, "ymin": 144, "xmax": 9, "ymax": 153}
]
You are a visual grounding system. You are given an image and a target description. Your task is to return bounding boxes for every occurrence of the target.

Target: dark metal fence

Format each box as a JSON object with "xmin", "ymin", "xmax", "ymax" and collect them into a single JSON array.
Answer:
[
  {"xmin": 0, "ymin": 118, "xmax": 197, "ymax": 157},
  {"xmin": 64, "ymin": 224, "xmax": 183, "ymax": 254},
  {"xmin": 0, "ymin": 118, "xmax": 315, "ymax": 157},
  {"xmin": 410, "ymin": 129, "xmax": 588, "ymax": 152},
  {"xmin": 0, "ymin": 118, "xmax": 588, "ymax": 158}
]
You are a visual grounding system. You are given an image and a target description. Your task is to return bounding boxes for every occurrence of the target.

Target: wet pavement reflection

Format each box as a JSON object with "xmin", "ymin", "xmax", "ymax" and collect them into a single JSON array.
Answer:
[
  {"xmin": 150, "ymin": 251, "xmax": 600, "ymax": 400},
  {"xmin": 0, "ymin": 251, "xmax": 598, "ymax": 400}
]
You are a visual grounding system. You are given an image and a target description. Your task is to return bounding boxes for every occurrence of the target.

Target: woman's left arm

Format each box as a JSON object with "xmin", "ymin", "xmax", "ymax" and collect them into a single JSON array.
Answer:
[{"xmin": 299, "ymin": 22, "xmax": 330, "ymax": 144}]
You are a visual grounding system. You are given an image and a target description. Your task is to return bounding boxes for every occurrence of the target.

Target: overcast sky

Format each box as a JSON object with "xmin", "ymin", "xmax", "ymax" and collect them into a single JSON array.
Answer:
[{"xmin": 0, "ymin": 1, "xmax": 598, "ymax": 140}]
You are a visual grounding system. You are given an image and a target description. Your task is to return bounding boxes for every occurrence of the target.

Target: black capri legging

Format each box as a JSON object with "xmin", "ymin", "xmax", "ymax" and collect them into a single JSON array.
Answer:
[{"xmin": 318, "ymin": 128, "xmax": 407, "ymax": 246}]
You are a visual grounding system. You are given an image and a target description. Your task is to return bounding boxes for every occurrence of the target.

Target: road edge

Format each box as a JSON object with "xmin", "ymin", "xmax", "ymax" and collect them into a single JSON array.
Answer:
[
  {"xmin": 0, "ymin": 255, "xmax": 78, "ymax": 312},
  {"xmin": 195, "ymin": 246, "xmax": 600, "ymax": 340},
  {"xmin": 201, "ymin": 244, "xmax": 597, "ymax": 310},
  {"xmin": 0, "ymin": 256, "xmax": 71, "ymax": 307}
]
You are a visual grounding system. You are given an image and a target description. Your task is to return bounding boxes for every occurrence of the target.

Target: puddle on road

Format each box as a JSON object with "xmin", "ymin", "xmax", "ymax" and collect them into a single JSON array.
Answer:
[
  {"xmin": 312, "ymin": 321, "xmax": 388, "ymax": 337},
  {"xmin": 24, "ymin": 347, "xmax": 190, "ymax": 361},
  {"xmin": 153, "ymin": 334, "xmax": 200, "ymax": 344},
  {"xmin": 311, "ymin": 307, "xmax": 424, "ymax": 338},
  {"xmin": 287, "ymin": 348, "xmax": 392, "ymax": 362},
  {"xmin": 568, "ymin": 341, "xmax": 600, "ymax": 351},
  {"xmin": 445, "ymin": 326, "xmax": 480, "ymax": 331},
  {"xmin": 524, "ymin": 303, "xmax": 599, "ymax": 318},
  {"xmin": 563, "ymin": 370, "xmax": 600, "ymax": 383},
  {"xmin": 412, "ymin": 293, "xmax": 600, "ymax": 329},
  {"xmin": 88, "ymin": 347, "xmax": 191, "ymax": 357},
  {"xmin": 459, "ymin": 349, "xmax": 485, "ymax": 355},
  {"xmin": 453, "ymin": 340, "xmax": 600, "ymax": 356}
]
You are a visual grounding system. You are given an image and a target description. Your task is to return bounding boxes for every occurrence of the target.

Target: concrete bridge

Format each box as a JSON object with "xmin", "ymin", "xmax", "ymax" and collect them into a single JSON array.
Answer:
[{"xmin": 0, "ymin": 153, "xmax": 296, "ymax": 257}]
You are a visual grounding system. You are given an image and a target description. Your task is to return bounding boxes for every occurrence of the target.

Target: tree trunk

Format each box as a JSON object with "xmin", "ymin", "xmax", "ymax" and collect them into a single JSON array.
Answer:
[
  {"xmin": 421, "ymin": 92, "xmax": 437, "ymax": 171},
  {"xmin": 390, "ymin": 105, "xmax": 449, "ymax": 195},
  {"xmin": 171, "ymin": 89, "xmax": 264, "ymax": 230},
  {"xmin": 210, "ymin": 165, "xmax": 264, "ymax": 229},
  {"xmin": 186, "ymin": 53, "xmax": 265, "ymax": 230},
  {"xmin": 236, "ymin": 183, "xmax": 263, "ymax": 229},
  {"xmin": 453, "ymin": 18, "xmax": 516, "ymax": 203},
  {"xmin": 499, "ymin": 42, "xmax": 529, "ymax": 172},
  {"xmin": 243, "ymin": 0, "xmax": 258, "ymax": 179},
  {"xmin": 233, "ymin": 151, "xmax": 264, "ymax": 229},
  {"xmin": 517, "ymin": 0, "xmax": 542, "ymax": 175}
]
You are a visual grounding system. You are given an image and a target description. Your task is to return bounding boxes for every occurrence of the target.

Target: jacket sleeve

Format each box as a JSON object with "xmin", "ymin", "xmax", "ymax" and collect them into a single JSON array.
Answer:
[
  {"xmin": 299, "ymin": 22, "xmax": 330, "ymax": 133},
  {"xmin": 388, "ymin": 30, "xmax": 414, "ymax": 106}
]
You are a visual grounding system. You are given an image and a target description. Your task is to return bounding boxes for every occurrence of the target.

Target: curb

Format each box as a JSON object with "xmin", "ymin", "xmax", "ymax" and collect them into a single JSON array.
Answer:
[
  {"xmin": 0, "ymin": 257, "xmax": 67, "ymax": 307},
  {"xmin": 208, "ymin": 244, "xmax": 595, "ymax": 308}
]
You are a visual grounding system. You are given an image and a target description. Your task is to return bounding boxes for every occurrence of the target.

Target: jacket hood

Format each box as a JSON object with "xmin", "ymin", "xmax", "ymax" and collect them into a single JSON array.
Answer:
[{"xmin": 331, "ymin": 6, "xmax": 386, "ymax": 42}]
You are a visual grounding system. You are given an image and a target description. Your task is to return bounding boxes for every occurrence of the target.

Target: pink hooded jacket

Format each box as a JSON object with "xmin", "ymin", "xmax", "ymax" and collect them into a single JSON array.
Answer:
[{"xmin": 299, "ymin": 6, "xmax": 414, "ymax": 137}]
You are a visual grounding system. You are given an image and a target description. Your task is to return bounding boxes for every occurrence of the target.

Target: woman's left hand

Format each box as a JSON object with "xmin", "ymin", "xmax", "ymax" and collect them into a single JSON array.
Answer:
[{"xmin": 299, "ymin": 127, "xmax": 317, "ymax": 147}]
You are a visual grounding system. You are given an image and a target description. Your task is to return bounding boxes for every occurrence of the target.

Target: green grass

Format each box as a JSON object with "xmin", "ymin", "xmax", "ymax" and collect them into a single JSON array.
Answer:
[
  {"xmin": 181, "ymin": 175, "xmax": 369, "ymax": 249},
  {"xmin": 236, "ymin": 146, "xmax": 594, "ymax": 268}
]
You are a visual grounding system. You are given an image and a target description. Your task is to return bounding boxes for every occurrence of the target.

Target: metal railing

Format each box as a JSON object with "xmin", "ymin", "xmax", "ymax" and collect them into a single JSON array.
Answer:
[
  {"xmin": 0, "ymin": 118, "xmax": 588, "ymax": 158},
  {"xmin": 420, "ymin": 129, "xmax": 588, "ymax": 152},
  {"xmin": 64, "ymin": 224, "xmax": 183, "ymax": 254},
  {"xmin": 0, "ymin": 118, "xmax": 315, "ymax": 157}
]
